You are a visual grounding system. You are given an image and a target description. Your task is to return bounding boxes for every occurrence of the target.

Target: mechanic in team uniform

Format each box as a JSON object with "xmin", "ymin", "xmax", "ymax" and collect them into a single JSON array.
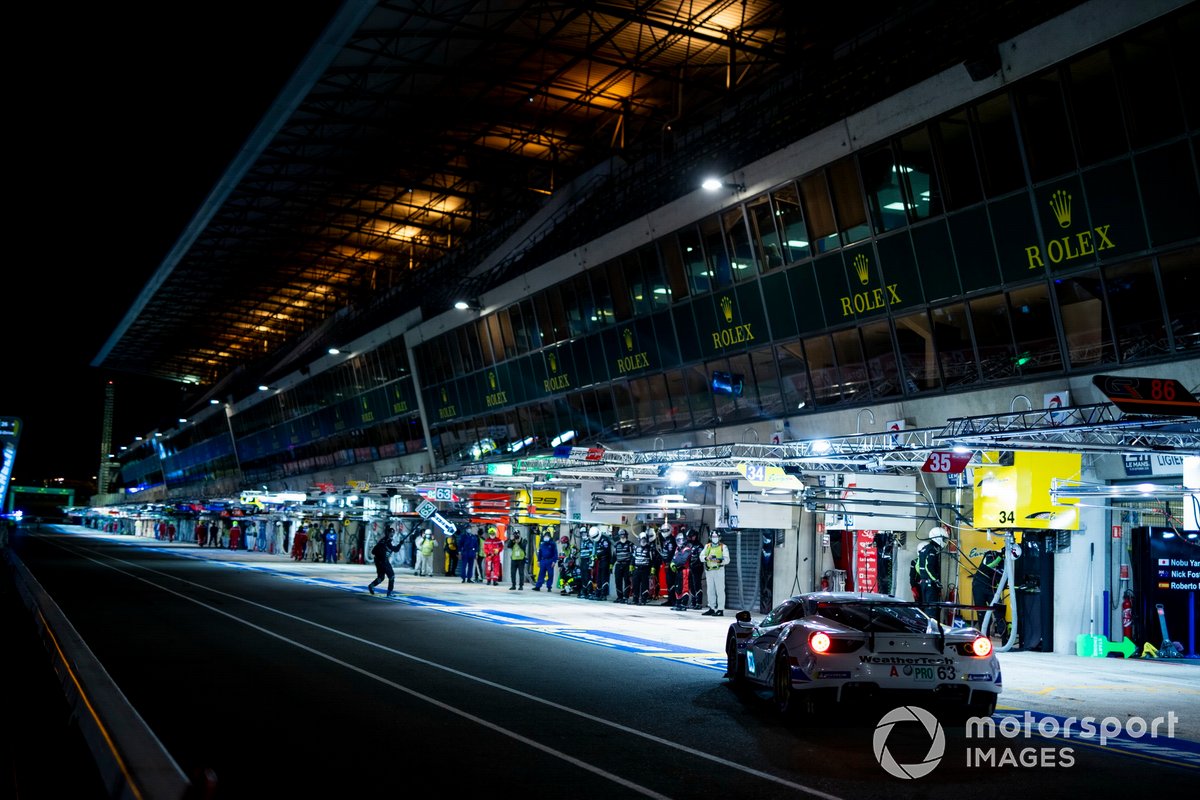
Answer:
[
  {"xmin": 669, "ymin": 532, "xmax": 692, "ymax": 610},
  {"xmin": 577, "ymin": 526, "xmax": 596, "ymax": 598},
  {"xmin": 458, "ymin": 525, "xmax": 480, "ymax": 583},
  {"xmin": 444, "ymin": 528, "xmax": 458, "ymax": 576},
  {"xmin": 483, "ymin": 527, "xmax": 504, "ymax": 585},
  {"xmin": 558, "ymin": 534, "xmax": 579, "ymax": 595},
  {"xmin": 685, "ymin": 528, "xmax": 704, "ymax": 609},
  {"xmin": 532, "ymin": 529, "xmax": 558, "ymax": 591},
  {"xmin": 657, "ymin": 526, "xmax": 678, "ymax": 606},
  {"xmin": 914, "ymin": 527, "xmax": 948, "ymax": 605},
  {"xmin": 591, "ymin": 526, "xmax": 613, "ymax": 600},
  {"xmin": 612, "ymin": 529, "xmax": 633, "ymax": 602},
  {"xmin": 631, "ymin": 531, "xmax": 656, "ymax": 605}
]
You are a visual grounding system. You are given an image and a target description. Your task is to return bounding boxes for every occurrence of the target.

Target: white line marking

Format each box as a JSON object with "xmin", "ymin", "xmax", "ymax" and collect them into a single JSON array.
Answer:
[{"xmin": 57, "ymin": 538, "xmax": 845, "ymax": 800}]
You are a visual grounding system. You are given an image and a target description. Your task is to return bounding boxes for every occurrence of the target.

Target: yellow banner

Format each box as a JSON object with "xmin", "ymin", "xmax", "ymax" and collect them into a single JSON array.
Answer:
[
  {"xmin": 973, "ymin": 451, "xmax": 1081, "ymax": 530},
  {"xmin": 516, "ymin": 489, "xmax": 563, "ymax": 524}
]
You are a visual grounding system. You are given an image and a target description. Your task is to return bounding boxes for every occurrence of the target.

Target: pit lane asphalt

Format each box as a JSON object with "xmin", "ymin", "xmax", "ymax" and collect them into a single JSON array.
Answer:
[{"xmin": 27, "ymin": 526, "xmax": 1200, "ymax": 771}]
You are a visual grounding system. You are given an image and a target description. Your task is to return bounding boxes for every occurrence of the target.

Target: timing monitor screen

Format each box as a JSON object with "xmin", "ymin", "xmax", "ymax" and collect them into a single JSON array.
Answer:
[
  {"xmin": 1131, "ymin": 527, "xmax": 1196, "ymax": 655},
  {"xmin": 1150, "ymin": 528, "xmax": 1200, "ymax": 593}
]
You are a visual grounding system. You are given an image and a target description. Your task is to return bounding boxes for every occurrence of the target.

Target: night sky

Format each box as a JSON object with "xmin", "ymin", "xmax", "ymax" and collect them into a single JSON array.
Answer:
[{"xmin": 11, "ymin": 1, "xmax": 344, "ymax": 488}]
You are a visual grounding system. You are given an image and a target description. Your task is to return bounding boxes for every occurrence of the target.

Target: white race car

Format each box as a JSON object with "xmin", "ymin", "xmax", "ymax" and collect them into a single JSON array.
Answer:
[{"xmin": 725, "ymin": 592, "xmax": 1001, "ymax": 717}]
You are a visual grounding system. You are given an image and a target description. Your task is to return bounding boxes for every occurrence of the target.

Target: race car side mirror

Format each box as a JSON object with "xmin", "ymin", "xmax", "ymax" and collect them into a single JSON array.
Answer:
[{"xmin": 735, "ymin": 610, "xmax": 752, "ymax": 623}]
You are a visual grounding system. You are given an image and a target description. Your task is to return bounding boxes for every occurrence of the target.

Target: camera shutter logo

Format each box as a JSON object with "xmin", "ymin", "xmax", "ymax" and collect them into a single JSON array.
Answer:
[{"xmin": 873, "ymin": 706, "xmax": 946, "ymax": 779}]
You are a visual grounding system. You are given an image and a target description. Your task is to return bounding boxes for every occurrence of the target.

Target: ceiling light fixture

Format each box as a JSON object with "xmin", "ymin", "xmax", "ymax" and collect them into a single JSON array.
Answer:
[{"xmin": 701, "ymin": 177, "xmax": 745, "ymax": 193}]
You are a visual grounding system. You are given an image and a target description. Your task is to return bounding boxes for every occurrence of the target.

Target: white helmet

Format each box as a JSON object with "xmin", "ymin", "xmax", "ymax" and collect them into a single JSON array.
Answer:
[
  {"xmin": 929, "ymin": 527, "xmax": 949, "ymax": 545},
  {"xmin": 589, "ymin": 525, "xmax": 602, "ymax": 540}
]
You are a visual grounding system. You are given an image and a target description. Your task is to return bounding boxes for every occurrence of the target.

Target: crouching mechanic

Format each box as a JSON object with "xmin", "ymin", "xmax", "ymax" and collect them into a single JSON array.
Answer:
[{"xmin": 701, "ymin": 531, "xmax": 730, "ymax": 616}]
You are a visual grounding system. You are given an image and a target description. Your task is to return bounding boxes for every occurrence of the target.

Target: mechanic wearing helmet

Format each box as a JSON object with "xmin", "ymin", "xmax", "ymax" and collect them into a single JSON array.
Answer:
[
  {"xmin": 590, "ymin": 525, "xmax": 614, "ymax": 600},
  {"xmin": 915, "ymin": 527, "xmax": 948, "ymax": 605},
  {"xmin": 532, "ymin": 529, "xmax": 558, "ymax": 591},
  {"xmin": 443, "ymin": 527, "xmax": 458, "ymax": 576},
  {"xmin": 558, "ymin": 533, "xmax": 579, "ymax": 595},
  {"xmin": 701, "ymin": 531, "xmax": 731, "ymax": 616},
  {"xmin": 631, "ymin": 531, "xmax": 656, "ymax": 605},
  {"xmin": 483, "ymin": 527, "xmax": 504, "ymax": 586},
  {"xmin": 414, "ymin": 529, "xmax": 436, "ymax": 576},
  {"xmin": 612, "ymin": 529, "xmax": 634, "ymax": 603},
  {"xmin": 685, "ymin": 528, "xmax": 704, "ymax": 609},
  {"xmin": 577, "ymin": 526, "xmax": 597, "ymax": 598},
  {"xmin": 669, "ymin": 532, "xmax": 692, "ymax": 610},
  {"xmin": 657, "ymin": 526, "xmax": 678, "ymax": 606}
]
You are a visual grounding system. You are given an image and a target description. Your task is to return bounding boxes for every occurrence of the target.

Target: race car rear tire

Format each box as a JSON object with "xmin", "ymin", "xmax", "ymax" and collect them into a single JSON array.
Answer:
[
  {"xmin": 772, "ymin": 649, "xmax": 794, "ymax": 715},
  {"xmin": 725, "ymin": 633, "xmax": 745, "ymax": 687},
  {"xmin": 967, "ymin": 691, "xmax": 997, "ymax": 718}
]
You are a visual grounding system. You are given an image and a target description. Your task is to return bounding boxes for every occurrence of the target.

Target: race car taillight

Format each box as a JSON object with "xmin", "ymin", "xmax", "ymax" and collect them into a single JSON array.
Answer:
[
  {"xmin": 971, "ymin": 636, "xmax": 993, "ymax": 657},
  {"xmin": 810, "ymin": 632, "xmax": 832, "ymax": 653}
]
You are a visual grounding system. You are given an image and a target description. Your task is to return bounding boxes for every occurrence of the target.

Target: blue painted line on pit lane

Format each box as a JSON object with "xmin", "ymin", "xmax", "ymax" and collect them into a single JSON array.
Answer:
[
  {"xmin": 992, "ymin": 709, "xmax": 1200, "ymax": 769},
  {"xmin": 122, "ymin": 542, "xmax": 728, "ymax": 670}
]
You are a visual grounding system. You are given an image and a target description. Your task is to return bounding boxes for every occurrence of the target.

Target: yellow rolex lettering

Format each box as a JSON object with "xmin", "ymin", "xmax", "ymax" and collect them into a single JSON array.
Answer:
[
  {"xmin": 1094, "ymin": 225, "xmax": 1113, "ymax": 250},
  {"xmin": 362, "ymin": 411, "xmax": 375, "ymax": 422},
  {"xmin": 1026, "ymin": 246, "xmax": 1044, "ymax": 269},
  {"xmin": 392, "ymin": 401, "xmax": 409, "ymax": 413},
  {"xmin": 544, "ymin": 374, "xmax": 571, "ymax": 392},
  {"xmin": 1076, "ymin": 230, "xmax": 1094, "ymax": 256},
  {"xmin": 1060, "ymin": 234, "xmax": 1080, "ymax": 260},
  {"xmin": 616, "ymin": 352, "xmax": 650, "ymax": 373},
  {"xmin": 886, "ymin": 284, "xmax": 901, "ymax": 304},
  {"xmin": 1047, "ymin": 239, "xmax": 1064, "ymax": 264},
  {"xmin": 711, "ymin": 332, "xmax": 722, "ymax": 350},
  {"xmin": 485, "ymin": 390, "xmax": 509, "ymax": 407},
  {"xmin": 438, "ymin": 406, "xmax": 457, "ymax": 420},
  {"xmin": 872, "ymin": 288, "xmax": 884, "ymax": 308},
  {"xmin": 840, "ymin": 297, "xmax": 853, "ymax": 317}
]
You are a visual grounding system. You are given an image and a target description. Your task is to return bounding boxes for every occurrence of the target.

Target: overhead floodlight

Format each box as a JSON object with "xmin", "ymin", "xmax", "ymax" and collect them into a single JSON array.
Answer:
[
  {"xmin": 328, "ymin": 347, "xmax": 341, "ymax": 355},
  {"xmin": 210, "ymin": 399, "xmax": 220, "ymax": 405},
  {"xmin": 667, "ymin": 468, "xmax": 690, "ymax": 486},
  {"xmin": 258, "ymin": 384, "xmax": 270, "ymax": 391},
  {"xmin": 701, "ymin": 176, "xmax": 745, "ymax": 193},
  {"xmin": 454, "ymin": 298, "xmax": 481, "ymax": 311},
  {"xmin": 812, "ymin": 439, "xmax": 832, "ymax": 454}
]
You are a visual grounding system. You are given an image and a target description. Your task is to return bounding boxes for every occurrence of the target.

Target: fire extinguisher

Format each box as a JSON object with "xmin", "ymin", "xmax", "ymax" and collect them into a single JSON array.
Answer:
[{"xmin": 1122, "ymin": 592, "xmax": 1134, "ymax": 641}]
